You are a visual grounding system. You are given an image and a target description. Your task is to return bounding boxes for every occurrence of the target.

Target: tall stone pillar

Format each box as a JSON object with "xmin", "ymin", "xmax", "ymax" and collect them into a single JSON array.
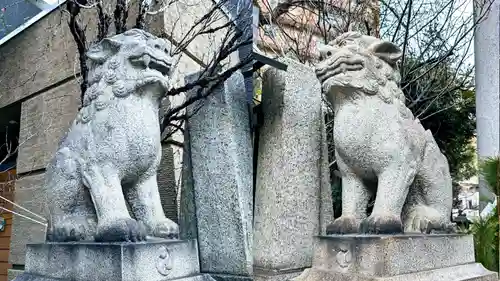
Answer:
[
  {"xmin": 474, "ymin": 0, "xmax": 500, "ymax": 207},
  {"xmin": 253, "ymin": 59, "xmax": 333, "ymax": 281},
  {"xmin": 182, "ymin": 70, "xmax": 253, "ymax": 281}
]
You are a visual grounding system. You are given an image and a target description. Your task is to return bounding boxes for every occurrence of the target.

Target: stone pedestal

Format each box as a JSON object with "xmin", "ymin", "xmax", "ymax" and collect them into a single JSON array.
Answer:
[
  {"xmin": 292, "ymin": 234, "xmax": 497, "ymax": 281},
  {"xmin": 12, "ymin": 239, "xmax": 215, "ymax": 281}
]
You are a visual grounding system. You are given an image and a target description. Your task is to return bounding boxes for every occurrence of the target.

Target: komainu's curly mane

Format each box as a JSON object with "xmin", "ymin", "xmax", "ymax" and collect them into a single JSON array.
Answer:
[
  {"xmin": 45, "ymin": 29, "xmax": 179, "ymax": 243},
  {"xmin": 318, "ymin": 32, "xmax": 414, "ymax": 119},
  {"xmin": 75, "ymin": 29, "xmax": 173, "ymax": 125},
  {"xmin": 315, "ymin": 32, "xmax": 455, "ymax": 236}
]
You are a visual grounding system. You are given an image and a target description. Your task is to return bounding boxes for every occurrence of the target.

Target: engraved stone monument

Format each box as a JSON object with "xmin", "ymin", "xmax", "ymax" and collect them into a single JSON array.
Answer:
[
  {"xmin": 181, "ymin": 70, "xmax": 254, "ymax": 281},
  {"xmin": 13, "ymin": 29, "xmax": 215, "ymax": 281},
  {"xmin": 292, "ymin": 32, "xmax": 497, "ymax": 281},
  {"xmin": 254, "ymin": 58, "xmax": 333, "ymax": 281}
]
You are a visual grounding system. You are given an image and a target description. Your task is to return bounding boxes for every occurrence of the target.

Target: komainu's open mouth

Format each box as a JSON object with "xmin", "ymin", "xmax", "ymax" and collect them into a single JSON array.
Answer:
[
  {"xmin": 130, "ymin": 54, "xmax": 172, "ymax": 76},
  {"xmin": 316, "ymin": 56, "xmax": 364, "ymax": 84}
]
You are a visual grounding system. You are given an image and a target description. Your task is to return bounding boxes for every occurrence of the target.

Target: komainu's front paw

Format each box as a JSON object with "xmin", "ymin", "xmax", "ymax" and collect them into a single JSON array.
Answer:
[
  {"xmin": 150, "ymin": 218, "xmax": 179, "ymax": 239},
  {"xmin": 359, "ymin": 214, "xmax": 403, "ymax": 234},
  {"xmin": 326, "ymin": 215, "xmax": 360, "ymax": 234},
  {"xmin": 408, "ymin": 218, "xmax": 457, "ymax": 234},
  {"xmin": 95, "ymin": 218, "xmax": 147, "ymax": 242}
]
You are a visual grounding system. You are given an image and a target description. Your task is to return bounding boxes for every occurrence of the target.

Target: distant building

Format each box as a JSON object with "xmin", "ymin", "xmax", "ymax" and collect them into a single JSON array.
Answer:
[
  {"xmin": 452, "ymin": 179, "xmax": 480, "ymax": 221},
  {"xmin": 254, "ymin": 0, "xmax": 379, "ymax": 63}
]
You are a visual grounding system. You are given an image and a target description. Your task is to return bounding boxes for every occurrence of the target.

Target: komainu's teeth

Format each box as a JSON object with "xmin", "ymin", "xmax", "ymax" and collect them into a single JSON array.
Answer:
[{"xmin": 142, "ymin": 54, "xmax": 151, "ymax": 68}]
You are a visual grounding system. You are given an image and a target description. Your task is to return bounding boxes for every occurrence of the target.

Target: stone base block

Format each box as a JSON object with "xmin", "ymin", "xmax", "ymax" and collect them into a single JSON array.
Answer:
[
  {"xmin": 13, "ymin": 239, "xmax": 215, "ymax": 281},
  {"xmin": 14, "ymin": 273, "xmax": 216, "ymax": 281},
  {"xmin": 211, "ymin": 273, "xmax": 254, "ymax": 281},
  {"xmin": 8, "ymin": 269, "xmax": 24, "ymax": 281},
  {"xmin": 293, "ymin": 263, "xmax": 496, "ymax": 281},
  {"xmin": 254, "ymin": 268, "xmax": 304, "ymax": 281},
  {"xmin": 290, "ymin": 234, "xmax": 497, "ymax": 281}
]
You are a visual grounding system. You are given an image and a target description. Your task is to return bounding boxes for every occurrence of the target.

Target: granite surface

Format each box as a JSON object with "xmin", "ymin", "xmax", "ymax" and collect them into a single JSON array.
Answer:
[
  {"xmin": 185, "ymin": 70, "xmax": 253, "ymax": 276},
  {"xmin": 211, "ymin": 273, "xmax": 254, "ymax": 281},
  {"xmin": 178, "ymin": 122, "xmax": 198, "ymax": 241},
  {"xmin": 254, "ymin": 268, "xmax": 304, "ymax": 281},
  {"xmin": 254, "ymin": 58, "xmax": 333, "ymax": 270},
  {"xmin": 44, "ymin": 29, "xmax": 179, "ymax": 242},
  {"xmin": 292, "ymin": 264, "xmax": 497, "ymax": 281},
  {"xmin": 313, "ymin": 234, "xmax": 474, "ymax": 276},
  {"xmin": 290, "ymin": 234, "xmax": 497, "ymax": 281},
  {"xmin": 14, "ymin": 273, "xmax": 217, "ymax": 281},
  {"xmin": 15, "ymin": 239, "xmax": 199, "ymax": 281},
  {"xmin": 316, "ymin": 32, "xmax": 454, "ymax": 235}
]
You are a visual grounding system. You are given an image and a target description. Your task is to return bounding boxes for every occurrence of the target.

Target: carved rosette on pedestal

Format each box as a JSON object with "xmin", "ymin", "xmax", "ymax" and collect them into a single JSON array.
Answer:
[
  {"xmin": 13, "ymin": 239, "xmax": 217, "ymax": 281},
  {"xmin": 292, "ymin": 235, "xmax": 497, "ymax": 281},
  {"xmin": 156, "ymin": 245, "xmax": 173, "ymax": 276}
]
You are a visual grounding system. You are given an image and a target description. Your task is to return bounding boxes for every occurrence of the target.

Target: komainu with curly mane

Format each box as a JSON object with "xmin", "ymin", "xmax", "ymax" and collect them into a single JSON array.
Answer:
[
  {"xmin": 316, "ymin": 32, "xmax": 455, "ymax": 234},
  {"xmin": 45, "ymin": 29, "xmax": 179, "ymax": 242}
]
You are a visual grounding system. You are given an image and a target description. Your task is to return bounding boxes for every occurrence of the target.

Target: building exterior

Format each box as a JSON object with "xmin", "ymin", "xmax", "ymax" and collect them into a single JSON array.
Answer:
[
  {"xmin": 0, "ymin": 1, "xmax": 242, "ymax": 279},
  {"xmin": 254, "ymin": 0, "xmax": 379, "ymax": 64},
  {"xmin": 453, "ymin": 182, "xmax": 480, "ymax": 221}
]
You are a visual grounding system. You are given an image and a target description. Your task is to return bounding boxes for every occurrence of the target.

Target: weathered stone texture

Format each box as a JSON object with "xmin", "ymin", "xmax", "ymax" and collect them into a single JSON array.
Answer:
[
  {"xmin": 158, "ymin": 144, "xmax": 178, "ymax": 222},
  {"xmin": 20, "ymin": 240, "xmax": 200, "ymax": 281},
  {"xmin": 8, "ymin": 269, "xmax": 23, "ymax": 281},
  {"xmin": 314, "ymin": 234, "xmax": 475, "ymax": 275},
  {"xmin": 317, "ymin": 33, "xmax": 453, "ymax": 235},
  {"xmin": 185, "ymin": 71, "xmax": 253, "ymax": 276},
  {"xmin": 319, "ymin": 113, "xmax": 333, "ymax": 235},
  {"xmin": 292, "ymin": 234, "xmax": 498, "ymax": 281},
  {"xmin": 16, "ymin": 80, "xmax": 80, "ymax": 174},
  {"xmin": 254, "ymin": 58, "xmax": 332, "ymax": 271},
  {"xmin": 9, "ymin": 173, "xmax": 48, "ymax": 265},
  {"xmin": 178, "ymin": 125, "xmax": 197, "ymax": 241}
]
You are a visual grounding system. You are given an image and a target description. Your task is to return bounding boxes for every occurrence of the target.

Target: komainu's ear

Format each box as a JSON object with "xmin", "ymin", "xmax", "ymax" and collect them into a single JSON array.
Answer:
[
  {"xmin": 86, "ymin": 38, "xmax": 121, "ymax": 63},
  {"xmin": 369, "ymin": 40, "xmax": 402, "ymax": 66}
]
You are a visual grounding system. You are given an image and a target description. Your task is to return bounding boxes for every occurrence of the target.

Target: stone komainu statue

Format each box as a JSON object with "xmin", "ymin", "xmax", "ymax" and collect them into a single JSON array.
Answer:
[
  {"xmin": 316, "ymin": 32, "xmax": 455, "ymax": 234},
  {"xmin": 45, "ymin": 29, "xmax": 179, "ymax": 242}
]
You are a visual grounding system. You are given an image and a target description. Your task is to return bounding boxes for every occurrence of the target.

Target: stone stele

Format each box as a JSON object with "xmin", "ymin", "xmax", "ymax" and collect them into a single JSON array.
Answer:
[
  {"xmin": 43, "ymin": 28, "xmax": 179, "ymax": 243},
  {"xmin": 316, "ymin": 31, "xmax": 455, "ymax": 235}
]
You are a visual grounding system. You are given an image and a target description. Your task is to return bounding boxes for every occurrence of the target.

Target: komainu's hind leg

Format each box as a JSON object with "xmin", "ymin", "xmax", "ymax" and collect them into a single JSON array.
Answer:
[
  {"xmin": 404, "ymin": 138, "xmax": 455, "ymax": 234},
  {"xmin": 46, "ymin": 148, "xmax": 97, "ymax": 242}
]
